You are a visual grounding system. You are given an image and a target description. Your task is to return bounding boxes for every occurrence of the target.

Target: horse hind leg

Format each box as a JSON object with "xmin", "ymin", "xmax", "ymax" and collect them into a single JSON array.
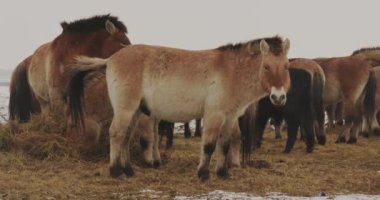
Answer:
[
  {"xmin": 138, "ymin": 115, "xmax": 155, "ymax": 167},
  {"xmin": 372, "ymin": 111, "xmax": 380, "ymax": 136},
  {"xmin": 109, "ymin": 110, "xmax": 140, "ymax": 178}
]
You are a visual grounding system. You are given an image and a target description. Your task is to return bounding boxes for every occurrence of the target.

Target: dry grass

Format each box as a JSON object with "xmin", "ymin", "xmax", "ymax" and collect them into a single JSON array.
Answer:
[{"xmin": 0, "ymin": 119, "xmax": 380, "ymax": 199}]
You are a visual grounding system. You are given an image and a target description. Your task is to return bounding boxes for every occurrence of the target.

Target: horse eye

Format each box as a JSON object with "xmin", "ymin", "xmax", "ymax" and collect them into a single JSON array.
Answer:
[{"xmin": 264, "ymin": 65, "xmax": 269, "ymax": 70}]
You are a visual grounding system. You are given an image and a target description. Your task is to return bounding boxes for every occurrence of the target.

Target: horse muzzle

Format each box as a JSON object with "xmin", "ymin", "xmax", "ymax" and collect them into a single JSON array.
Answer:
[{"xmin": 269, "ymin": 87, "xmax": 287, "ymax": 106}]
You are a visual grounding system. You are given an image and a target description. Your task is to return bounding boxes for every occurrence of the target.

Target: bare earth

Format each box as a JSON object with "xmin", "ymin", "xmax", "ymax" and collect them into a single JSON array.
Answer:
[{"xmin": 0, "ymin": 124, "xmax": 380, "ymax": 199}]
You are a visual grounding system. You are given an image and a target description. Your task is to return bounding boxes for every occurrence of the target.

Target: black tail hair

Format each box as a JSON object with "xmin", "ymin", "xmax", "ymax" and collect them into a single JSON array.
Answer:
[
  {"xmin": 363, "ymin": 70, "xmax": 377, "ymax": 133},
  {"xmin": 9, "ymin": 56, "xmax": 40, "ymax": 122}
]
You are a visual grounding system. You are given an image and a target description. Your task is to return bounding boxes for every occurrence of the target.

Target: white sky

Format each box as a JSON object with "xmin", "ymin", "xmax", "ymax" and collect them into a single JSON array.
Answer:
[{"xmin": 1, "ymin": 0, "xmax": 380, "ymax": 70}]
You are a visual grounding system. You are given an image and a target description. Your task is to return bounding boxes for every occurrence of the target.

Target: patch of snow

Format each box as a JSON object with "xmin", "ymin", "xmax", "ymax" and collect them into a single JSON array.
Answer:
[
  {"xmin": 175, "ymin": 190, "xmax": 380, "ymax": 200},
  {"xmin": 0, "ymin": 86, "xmax": 9, "ymax": 123}
]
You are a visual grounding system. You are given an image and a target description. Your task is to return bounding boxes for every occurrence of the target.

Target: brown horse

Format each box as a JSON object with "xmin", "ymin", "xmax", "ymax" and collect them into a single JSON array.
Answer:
[
  {"xmin": 68, "ymin": 36, "xmax": 291, "ymax": 180},
  {"xmin": 9, "ymin": 14, "xmax": 130, "ymax": 122},
  {"xmin": 314, "ymin": 54, "xmax": 376, "ymax": 143}
]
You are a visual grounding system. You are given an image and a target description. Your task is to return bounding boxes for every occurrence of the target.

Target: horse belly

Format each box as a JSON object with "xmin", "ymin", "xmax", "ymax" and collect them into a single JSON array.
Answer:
[{"xmin": 145, "ymin": 83, "xmax": 207, "ymax": 122}]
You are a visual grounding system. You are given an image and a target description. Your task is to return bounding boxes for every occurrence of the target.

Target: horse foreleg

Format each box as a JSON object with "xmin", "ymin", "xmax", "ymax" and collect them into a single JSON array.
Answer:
[
  {"xmin": 326, "ymin": 104, "xmax": 336, "ymax": 129},
  {"xmin": 197, "ymin": 112, "xmax": 225, "ymax": 181},
  {"xmin": 184, "ymin": 122, "xmax": 191, "ymax": 138},
  {"xmin": 347, "ymin": 116, "xmax": 361, "ymax": 144},
  {"xmin": 138, "ymin": 115, "xmax": 155, "ymax": 167},
  {"xmin": 301, "ymin": 114, "xmax": 315, "ymax": 153},
  {"xmin": 227, "ymin": 122, "xmax": 241, "ymax": 168},
  {"xmin": 335, "ymin": 102, "xmax": 345, "ymax": 126},
  {"xmin": 372, "ymin": 111, "xmax": 380, "ymax": 135},
  {"xmin": 215, "ymin": 118, "xmax": 236, "ymax": 179},
  {"xmin": 195, "ymin": 119, "xmax": 202, "ymax": 137},
  {"xmin": 284, "ymin": 120, "xmax": 299, "ymax": 153},
  {"xmin": 152, "ymin": 119, "xmax": 162, "ymax": 168}
]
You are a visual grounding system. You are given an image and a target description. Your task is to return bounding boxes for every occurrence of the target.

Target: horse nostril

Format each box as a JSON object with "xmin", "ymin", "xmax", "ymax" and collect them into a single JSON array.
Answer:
[
  {"xmin": 279, "ymin": 94, "xmax": 285, "ymax": 101},
  {"xmin": 270, "ymin": 94, "xmax": 276, "ymax": 100}
]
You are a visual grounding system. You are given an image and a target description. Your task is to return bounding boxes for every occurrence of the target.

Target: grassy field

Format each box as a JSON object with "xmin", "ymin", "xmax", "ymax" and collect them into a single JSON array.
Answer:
[{"xmin": 0, "ymin": 116, "xmax": 380, "ymax": 199}]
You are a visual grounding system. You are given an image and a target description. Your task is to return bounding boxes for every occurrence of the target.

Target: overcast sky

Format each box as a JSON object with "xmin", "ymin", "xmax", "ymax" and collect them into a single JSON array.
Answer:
[{"xmin": 1, "ymin": 0, "xmax": 380, "ymax": 71}]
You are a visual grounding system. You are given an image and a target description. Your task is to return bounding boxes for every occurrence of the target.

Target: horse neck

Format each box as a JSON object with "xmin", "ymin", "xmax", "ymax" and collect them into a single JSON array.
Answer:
[{"xmin": 228, "ymin": 53, "xmax": 267, "ymax": 106}]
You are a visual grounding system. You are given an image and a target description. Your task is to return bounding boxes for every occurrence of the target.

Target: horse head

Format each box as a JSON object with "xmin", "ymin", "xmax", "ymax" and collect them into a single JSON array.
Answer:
[{"xmin": 252, "ymin": 37, "xmax": 291, "ymax": 106}]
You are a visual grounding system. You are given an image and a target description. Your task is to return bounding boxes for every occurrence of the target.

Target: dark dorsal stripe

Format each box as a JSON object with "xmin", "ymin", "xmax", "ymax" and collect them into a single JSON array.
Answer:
[
  {"xmin": 60, "ymin": 14, "xmax": 127, "ymax": 33},
  {"xmin": 352, "ymin": 47, "xmax": 380, "ymax": 55},
  {"xmin": 217, "ymin": 36, "xmax": 284, "ymax": 56}
]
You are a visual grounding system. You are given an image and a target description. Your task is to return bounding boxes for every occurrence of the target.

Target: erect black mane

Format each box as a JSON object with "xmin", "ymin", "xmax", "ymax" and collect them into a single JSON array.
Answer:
[
  {"xmin": 217, "ymin": 36, "xmax": 284, "ymax": 55},
  {"xmin": 352, "ymin": 47, "xmax": 380, "ymax": 55},
  {"xmin": 60, "ymin": 14, "xmax": 127, "ymax": 33}
]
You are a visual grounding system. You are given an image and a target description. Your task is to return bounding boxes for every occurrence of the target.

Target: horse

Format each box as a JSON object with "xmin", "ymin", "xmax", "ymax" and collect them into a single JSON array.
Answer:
[
  {"xmin": 67, "ymin": 36, "xmax": 291, "ymax": 180},
  {"xmin": 240, "ymin": 67, "xmax": 325, "ymax": 160},
  {"xmin": 314, "ymin": 54, "xmax": 376, "ymax": 143},
  {"xmin": 9, "ymin": 55, "xmax": 41, "ymax": 122},
  {"xmin": 266, "ymin": 58, "xmax": 327, "ymax": 139},
  {"xmin": 9, "ymin": 14, "xmax": 130, "ymax": 122}
]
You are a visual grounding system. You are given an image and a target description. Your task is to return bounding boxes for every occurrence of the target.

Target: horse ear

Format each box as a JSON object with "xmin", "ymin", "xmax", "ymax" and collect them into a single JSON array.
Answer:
[
  {"xmin": 60, "ymin": 21, "xmax": 68, "ymax": 30},
  {"xmin": 283, "ymin": 38, "xmax": 290, "ymax": 55},
  {"xmin": 260, "ymin": 40, "xmax": 270, "ymax": 56},
  {"xmin": 105, "ymin": 20, "xmax": 117, "ymax": 35}
]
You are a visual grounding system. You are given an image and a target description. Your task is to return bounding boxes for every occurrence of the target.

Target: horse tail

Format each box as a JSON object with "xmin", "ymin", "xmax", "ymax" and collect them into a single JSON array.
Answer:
[
  {"xmin": 312, "ymin": 72, "xmax": 326, "ymax": 144},
  {"xmin": 8, "ymin": 56, "xmax": 39, "ymax": 122},
  {"xmin": 362, "ymin": 70, "xmax": 377, "ymax": 133},
  {"xmin": 239, "ymin": 103, "xmax": 257, "ymax": 166},
  {"xmin": 67, "ymin": 56, "xmax": 108, "ymax": 131}
]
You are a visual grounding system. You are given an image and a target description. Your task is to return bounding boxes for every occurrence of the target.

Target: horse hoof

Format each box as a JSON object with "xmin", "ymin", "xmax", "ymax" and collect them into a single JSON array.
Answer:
[
  {"xmin": 373, "ymin": 128, "xmax": 380, "ymax": 136},
  {"xmin": 197, "ymin": 168, "xmax": 210, "ymax": 182},
  {"xmin": 283, "ymin": 149, "xmax": 291, "ymax": 154},
  {"xmin": 318, "ymin": 135, "xmax": 326, "ymax": 145},
  {"xmin": 153, "ymin": 160, "xmax": 161, "ymax": 169},
  {"xmin": 110, "ymin": 164, "xmax": 124, "ymax": 178},
  {"xmin": 275, "ymin": 136, "xmax": 282, "ymax": 139},
  {"xmin": 335, "ymin": 137, "xmax": 346, "ymax": 144},
  {"xmin": 347, "ymin": 137, "xmax": 357, "ymax": 144},
  {"xmin": 216, "ymin": 168, "xmax": 230, "ymax": 179},
  {"xmin": 359, "ymin": 131, "xmax": 370, "ymax": 138},
  {"xmin": 336, "ymin": 120, "xmax": 344, "ymax": 126},
  {"xmin": 123, "ymin": 164, "xmax": 135, "ymax": 177},
  {"xmin": 306, "ymin": 146, "xmax": 314, "ymax": 153}
]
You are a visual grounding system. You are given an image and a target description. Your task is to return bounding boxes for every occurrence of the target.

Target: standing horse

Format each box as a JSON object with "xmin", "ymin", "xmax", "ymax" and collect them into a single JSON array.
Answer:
[
  {"xmin": 9, "ymin": 14, "xmax": 130, "ymax": 122},
  {"xmin": 68, "ymin": 36, "xmax": 291, "ymax": 180},
  {"xmin": 240, "ymin": 68, "xmax": 325, "ymax": 159},
  {"xmin": 314, "ymin": 55, "xmax": 376, "ymax": 143}
]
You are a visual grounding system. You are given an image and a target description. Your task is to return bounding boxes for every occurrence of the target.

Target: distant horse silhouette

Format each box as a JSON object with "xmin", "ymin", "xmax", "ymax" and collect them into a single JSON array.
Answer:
[
  {"xmin": 67, "ymin": 36, "xmax": 291, "ymax": 180},
  {"xmin": 9, "ymin": 14, "xmax": 130, "ymax": 122},
  {"xmin": 240, "ymin": 67, "xmax": 325, "ymax": 162},
  {"xmin": 314, "ymin": 54, "xmax": 376, "ymax": 143}
]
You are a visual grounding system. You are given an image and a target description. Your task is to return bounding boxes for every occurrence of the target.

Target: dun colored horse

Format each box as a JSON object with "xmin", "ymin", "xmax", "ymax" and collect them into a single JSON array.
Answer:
[
  {"xmin": 9, "ymin": 14, "xmax": 130, "ymax": 122},
  {"xmin": 68, "ymin": 36, "xmax": 291, "ymax": 180},
  {"xmin": 314, "ymin": 54, "xmax": 376, "ymax": 143}
]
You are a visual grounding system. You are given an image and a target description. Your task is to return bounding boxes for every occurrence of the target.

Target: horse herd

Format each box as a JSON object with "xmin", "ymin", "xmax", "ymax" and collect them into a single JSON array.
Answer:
[{"xmin": 7, "ymin": 14, "xmax": 380, "ymax": 181}]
